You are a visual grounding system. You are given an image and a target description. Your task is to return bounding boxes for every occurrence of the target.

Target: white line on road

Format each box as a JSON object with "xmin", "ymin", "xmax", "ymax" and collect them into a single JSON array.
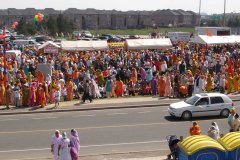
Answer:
[
  {"xmin": 73, "ymin": 114, "xmax": 96, "ymax": 118},
  {"xmin": 32, "ymin": 117, "xmax": 57, "ymax": 120},
  {"xmin": 81, "ymin": 140, "xmax": 167, "ymax": 148},
  {"xmin": 0, "ymin": 140, "xmax": 167, "ymax": 153},
  {"xmin": 138, "ymin": 111, "xmax": 151, "ymax": 114},
  {"xmin": 0, "ymin": 119, "xmax": 19, "ymax": 122},
  {"xmin": 107, "ymin": 113, "xmax": 128, "ymax": 116}
]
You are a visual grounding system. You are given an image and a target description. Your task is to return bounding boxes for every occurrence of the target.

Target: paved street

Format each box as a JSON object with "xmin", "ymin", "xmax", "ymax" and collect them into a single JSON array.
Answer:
[{"xmin": 1, "ymin": 101, "xmax": 240, "ymax": 160}]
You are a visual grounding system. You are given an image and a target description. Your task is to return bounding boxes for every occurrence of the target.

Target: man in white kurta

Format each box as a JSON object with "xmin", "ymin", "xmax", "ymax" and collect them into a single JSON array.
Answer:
[
  {"xmin": 198, "ymin": 76, "xmax": 206, "ymax": 93},
  {"xmin": 51, "ymin": 130, "xmax": 62, "ymax": 160}
]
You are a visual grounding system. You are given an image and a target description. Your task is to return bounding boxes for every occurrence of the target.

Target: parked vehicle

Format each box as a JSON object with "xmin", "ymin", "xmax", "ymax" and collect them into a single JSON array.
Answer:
[
  {"xmin": 80, "ymin": 31, "xmax": 93, "ymax": 38},
  {"xmin": 13, "ymin": 39, "xmax": 40, "ymax": 47},
  {"xmin": 95, "ymin": 36, "xmax": 109, "ymax": 41},
  {"xmin": 168, "ymin": 93, "xmax": 233, "ymax": 120}
]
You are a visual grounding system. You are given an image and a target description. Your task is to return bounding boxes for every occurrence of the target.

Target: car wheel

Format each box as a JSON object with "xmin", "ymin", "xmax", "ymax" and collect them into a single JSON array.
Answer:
[
  {"xmin": 182, "ymin": 111, "xmax": 192, "ymax": 120},
  {"xmin": 220, "ymin": 109, "xmax": 230, "ymax": 117}
]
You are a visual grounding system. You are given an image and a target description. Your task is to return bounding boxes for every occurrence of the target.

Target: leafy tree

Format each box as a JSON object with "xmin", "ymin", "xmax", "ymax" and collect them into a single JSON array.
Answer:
[
  {"xmin": 16, "ymin": 18, "xmax": 28, "ymax": 35},
  {"xmin": 46, "ymin": 16, "xmax": 58, "ymax": 37}
]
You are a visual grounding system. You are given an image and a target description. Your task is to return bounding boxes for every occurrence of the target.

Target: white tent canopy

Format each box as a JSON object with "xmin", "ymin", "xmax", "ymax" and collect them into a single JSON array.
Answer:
[
  {"xmin": 125, "ymin": 38, "xmax": 172, "ymax": 50},
  {"xmin": 6, "ymin": 50, "xmax": 21, "ymax": 57},
  {"xmin": 192, "ymin": 35, "xmax": 240, "ymax": 45},
  {"xmin": 38, "ymin": 41, "xmax": 60, "ymax": 50},
  {"xmin": 61, "ymin": 40, "xmax": 109, "ymax": 51}
]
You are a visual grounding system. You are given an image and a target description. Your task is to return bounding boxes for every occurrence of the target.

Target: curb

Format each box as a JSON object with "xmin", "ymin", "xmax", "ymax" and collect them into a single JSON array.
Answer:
[
  {"xmin": 0, "ymin": 98, "xmax": 239, "ymax": 116},
  {"xmin": 0, "ymin": 103, "xmax": 169, "ymax": 115}
]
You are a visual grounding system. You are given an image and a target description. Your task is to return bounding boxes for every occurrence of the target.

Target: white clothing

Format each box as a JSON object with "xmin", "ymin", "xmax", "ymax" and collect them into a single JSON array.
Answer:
[
  {"xmin": 51, "ymin": 135, "xmax": 62, "ymax": 160},
  {"xmin": 14, "ymin": 89, "xmax": 21, "ymax": 98},
  {"xmin": 59, "ymin": 138, "xmax": 71, "ymax": 160},
  {"xmin": 220, "ymin": 56, "xmax": 226, "ymax": 65},
  {"xmin": 208, "ymin": 129, "xmax": 218, "ymax": 140},
  {"xmin": 220, "ymin": 78, "xmax": 226, "ymax": 88},
  {"xmin": 198, "ymin": 78, "xmax": 206, "ymax": 93},
  {"xmin": 204, "ymin": 60, "xmax": 208, "ymax": 68},
  {"xmin": 54, "ymin": 91, "xmax": 61, "ymax": 101}
]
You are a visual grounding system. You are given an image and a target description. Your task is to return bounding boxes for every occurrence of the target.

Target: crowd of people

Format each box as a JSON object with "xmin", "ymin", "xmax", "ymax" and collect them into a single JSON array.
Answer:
[
  {"xmin": 51, "ymin": 129, "xmax": 80, "ymax": 160},
  {"xmin": 0, "ymin": 41, "xmax": 240, "ymax": 109}
]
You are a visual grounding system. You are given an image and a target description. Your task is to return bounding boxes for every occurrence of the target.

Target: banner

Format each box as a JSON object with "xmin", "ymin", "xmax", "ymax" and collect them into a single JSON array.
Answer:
[
  {"xmin": 108, "ymin": 42, "xmax": 125, "ymax": 48},
  {"xmin": 44, "ymin": 46, "xmax": 59, "ymax": 53}
]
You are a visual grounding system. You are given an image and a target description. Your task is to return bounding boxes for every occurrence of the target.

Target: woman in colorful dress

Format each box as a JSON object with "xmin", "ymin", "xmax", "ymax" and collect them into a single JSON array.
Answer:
[
  {"xmin": 38, "ymin": 84, "xmax": 46, "ymax": 108},
  {"xmin": 66, "ymin": 79, "xmax": 74, "ymax": 101}
]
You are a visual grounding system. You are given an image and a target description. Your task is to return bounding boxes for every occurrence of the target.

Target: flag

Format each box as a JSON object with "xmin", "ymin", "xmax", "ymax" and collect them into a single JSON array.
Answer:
[
  {"xmin": 0, "ymin": 34, "xmax": 5, "ymax": 39},
  {"xmin": 0, "ymin": 27, "xmax": 6, "ymax": 39}
]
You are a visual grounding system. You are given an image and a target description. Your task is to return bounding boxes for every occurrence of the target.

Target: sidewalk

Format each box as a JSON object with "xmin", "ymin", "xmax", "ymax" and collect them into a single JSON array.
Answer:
[{"xmin": 0, "ymin": 94, "xmax": 240, "ymax": 115}]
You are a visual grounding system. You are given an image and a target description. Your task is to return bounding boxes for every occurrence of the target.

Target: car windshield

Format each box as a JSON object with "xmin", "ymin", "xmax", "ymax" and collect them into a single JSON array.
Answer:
[{"xmin": 184, "ymin": 95, "xmax": 200, "ymax": 105}]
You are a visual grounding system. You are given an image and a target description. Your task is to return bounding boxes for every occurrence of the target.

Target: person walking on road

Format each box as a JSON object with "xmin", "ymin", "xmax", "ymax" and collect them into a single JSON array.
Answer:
[
  {"xmin": 58, "ymin": 132, "xmax": 71, "ymax": 160},
  {"xmin": 190, "ymin": 121, "xmax": 201, "ymax": 136},
  {"xmin": 51, "ymin": 130, "xmax": 62, "ymax": 160},
  {"xmin": 70, "ymin": 129, "xmax": 80, "ymax": 160}
]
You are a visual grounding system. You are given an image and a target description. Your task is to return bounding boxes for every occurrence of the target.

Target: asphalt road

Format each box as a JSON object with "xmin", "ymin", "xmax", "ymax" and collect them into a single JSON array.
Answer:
[{"xmin": 0, "ymin": 102, "xmax": 240, "ymax": 160}]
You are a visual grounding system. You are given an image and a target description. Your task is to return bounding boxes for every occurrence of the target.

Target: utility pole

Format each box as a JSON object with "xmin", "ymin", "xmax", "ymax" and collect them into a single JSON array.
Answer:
[
  {"xmin": 198, "ymin": 0, "xmax": 202, "ymax": 26},
  {"xmin": 223, "ymin": 0, "xmax": 226, "ymax": 26}
]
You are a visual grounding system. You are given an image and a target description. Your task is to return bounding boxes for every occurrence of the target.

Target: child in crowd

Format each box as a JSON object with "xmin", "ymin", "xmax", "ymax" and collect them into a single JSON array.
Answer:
[
  {"xmin": 99, "ymin": 85, "xmax": 104, "ymax": 98},
  {"xmin": 54, "ymin": 87, "xmax": 61, "ymax": 108},
  {"xmin": 62, "ymin": 85, "xmax": 67, "ymax": 101}
]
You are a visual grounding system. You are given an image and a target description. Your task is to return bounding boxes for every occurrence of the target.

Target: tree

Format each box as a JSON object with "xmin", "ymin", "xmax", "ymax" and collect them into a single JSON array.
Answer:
[
  {"xmin": 46, "ymin": 16, "xmax": 58, "ymax": 37},
  {"xmin": 16, "ymin": 18, "xmax": 37, "ymax": 35},
  {"xmin": 227, "ymin": 16, "xmax": 240, "ymax": 27},
  {"xmin": 16, "ymin": 18, "xmax": 28, "ymax": 35},
  {"xmin": 56, "ymin": 14, "xmax": 74, "ymax": 37}
]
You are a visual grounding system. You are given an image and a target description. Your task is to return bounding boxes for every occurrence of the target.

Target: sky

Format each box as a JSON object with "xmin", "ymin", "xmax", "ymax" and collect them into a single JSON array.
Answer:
[{"xmin": 1, "ymin": 0, "xmax": 239, "ymax": 14}]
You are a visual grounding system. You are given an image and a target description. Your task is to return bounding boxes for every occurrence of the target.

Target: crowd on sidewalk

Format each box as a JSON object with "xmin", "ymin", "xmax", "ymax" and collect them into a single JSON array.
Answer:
[{"xmin": 0, "ymin": 42, "xmax": 240, "ymax": 109}]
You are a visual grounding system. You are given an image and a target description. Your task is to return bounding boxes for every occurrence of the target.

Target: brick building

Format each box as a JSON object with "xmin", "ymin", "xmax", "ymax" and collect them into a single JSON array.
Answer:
[{"xmin": 0, "ymin": 8, "xmax": 200, "ymax": 30}]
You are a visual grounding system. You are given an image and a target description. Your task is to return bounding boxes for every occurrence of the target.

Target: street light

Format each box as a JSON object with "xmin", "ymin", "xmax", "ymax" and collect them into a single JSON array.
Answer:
[
  {"xmin": 198, "ymin": 0, "xmax": 202, "ymax": 26},
  {"xmin": 223, "ymin": 0, "xmax": 226, "ymax": 26}
]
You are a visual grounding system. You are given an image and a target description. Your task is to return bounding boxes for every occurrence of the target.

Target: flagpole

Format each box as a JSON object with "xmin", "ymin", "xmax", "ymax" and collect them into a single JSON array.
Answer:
[
  {"xmin": 198, "ymin": 0, "xmax": 202, "ymax": 26},
  {"xmin": 223, "ymin": 0, "xmax": 226, "ymax": 26}
]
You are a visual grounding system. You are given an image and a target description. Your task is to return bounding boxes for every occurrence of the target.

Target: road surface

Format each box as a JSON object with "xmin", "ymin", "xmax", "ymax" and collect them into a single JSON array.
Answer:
[{"xmin": 0, "ymin": 103, "xmax": 239, "ymax": 160}]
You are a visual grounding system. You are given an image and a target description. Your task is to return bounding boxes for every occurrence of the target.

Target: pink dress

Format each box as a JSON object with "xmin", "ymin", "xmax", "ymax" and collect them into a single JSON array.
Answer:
[
  {"xmin": 30, "ymin": 85, "xmax": 36, "ymax": 107},
  {"xmin": 50, "ymin": 89, "xmax": 55, "ymax": 104}
]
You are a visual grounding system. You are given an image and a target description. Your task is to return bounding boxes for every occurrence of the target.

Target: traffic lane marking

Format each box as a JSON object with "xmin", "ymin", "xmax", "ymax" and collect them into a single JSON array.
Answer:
[
  {"xmin": 0, "ymin": 119, "xmax": 19, "ymax": 122},
  {"xmin": 73, "ymin": 114, "xmax": 96, "ymax": 118},
  {"xmin": 0, "ymin": 140, "xmax": 167, "ymax": 153},
  {"xmin": 0, "ymin": 118, "xmax": 224, "ymax": 134},
  {"xmin": 138, "ymin": 111, "xmax": 151, "ymax": 114},
  {"xmin": 107, "ymin": 113, "xmax": 128, "ymax": 116},
  {"xmin": 32, "ymin": 117, "xmax": 57, "ymax": 120}
]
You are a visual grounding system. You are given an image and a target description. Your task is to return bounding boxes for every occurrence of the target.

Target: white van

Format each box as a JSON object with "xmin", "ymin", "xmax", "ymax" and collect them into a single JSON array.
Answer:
[{"xmin": 13, "ymin": 39, "xmax": 40, "ymax": 46}]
